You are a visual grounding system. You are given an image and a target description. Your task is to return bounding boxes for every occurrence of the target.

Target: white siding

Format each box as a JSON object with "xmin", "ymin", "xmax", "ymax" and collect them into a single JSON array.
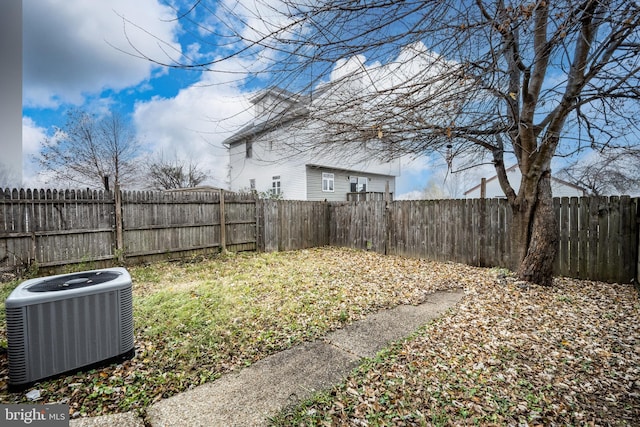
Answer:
[
  {"xmin": 227, "ymin": 90, "xmax": 402, "ymax": 200},
  {"xmin": 229, "ymin": 127, "xmax": 309, "ymax": 199},
  {"xmin": 551, "ymin": 181, "xmax": 584, "ymax": 197}
]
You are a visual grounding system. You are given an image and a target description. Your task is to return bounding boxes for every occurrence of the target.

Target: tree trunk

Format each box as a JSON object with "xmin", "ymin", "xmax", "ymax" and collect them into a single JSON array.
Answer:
[{"xmin": 510, "ymin": 171, "xmax": 558, "ymax": 286}]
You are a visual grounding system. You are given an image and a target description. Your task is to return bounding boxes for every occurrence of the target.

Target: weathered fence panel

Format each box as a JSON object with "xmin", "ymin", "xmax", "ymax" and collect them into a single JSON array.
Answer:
[
  {"xmin": 259, "ymin": 200, "xmax": 329, "ymax": 251},
  {"xmin": 0, "ymin": 188, "xmax": 115, "ymax": 272},
  {"xmin": 0, "ymin": 188, "xmax": 257, "ymax": 273},
  {"xmin": 120, "ymin": 190, "xmax": 257, "ymax": 261},
  {"xmin": 121, "ymin": 190, "xmax": 221, "ymax": 258},
  {"xmin": 553, "ymin": 196, "xmax": 638, "ymax": 284},
  {"xmin": 223, "ymin": 192, "xmax": 258, "ymax": 252},
  {"xmin": 361, "ymin": 199, "xmax": 513, "ymax": 267},
  {"xmin": 329, "ymin": 201, "xmax": 386, "ymax": 252},
  {"xmin": 328, "ymin": 197, "xmax": 637, "ymax": 284}
]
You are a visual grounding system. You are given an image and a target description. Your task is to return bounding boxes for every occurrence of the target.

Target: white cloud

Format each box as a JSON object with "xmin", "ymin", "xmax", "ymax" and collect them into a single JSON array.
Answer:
[
  {"xmin": 133, "ymin": 70, "xmax": 253, "ymax": 188},
  {"xmin": 23, "ymin": 0, "xmax": 182, "ymax": 108},
  {"xmin": 21, "ymin": 117, "xmax": 49, "ymax": 187}
]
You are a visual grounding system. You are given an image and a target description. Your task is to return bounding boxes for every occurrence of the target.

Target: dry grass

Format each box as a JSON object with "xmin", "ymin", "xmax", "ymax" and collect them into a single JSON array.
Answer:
[
  {"xmin": 1, "ymin": 247, "xmax": 638, "ymax": 425},
  {"xmin": 0, "ymin": 247, "xmax": 478, "ymax": 418}
]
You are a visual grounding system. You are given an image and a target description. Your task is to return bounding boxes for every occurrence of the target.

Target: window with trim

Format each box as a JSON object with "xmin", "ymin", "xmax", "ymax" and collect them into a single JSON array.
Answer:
[
  {"xmin": 246, "ymin": 141, "xmax": 253, "ymax": 158},
  {"xmin": 350, "ymin": 176, "xmax": 368, "ymax": 192},
  {"xmin": 249, "ymin": 179, "xmax": 256, "ymax": 190},
  {"xmin": 322, "ymin": 173, "xmax": 334, "ymax": 192},
  {"xmin": 271, "ymin": 176, "xmax": 281, "ymax": 196}
]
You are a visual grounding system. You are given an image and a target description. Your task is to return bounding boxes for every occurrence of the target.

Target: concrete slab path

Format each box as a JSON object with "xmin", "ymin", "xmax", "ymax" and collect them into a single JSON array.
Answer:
[{"xmin": 70, "ymin": 289, "xmax": 464, "ymax": 427}]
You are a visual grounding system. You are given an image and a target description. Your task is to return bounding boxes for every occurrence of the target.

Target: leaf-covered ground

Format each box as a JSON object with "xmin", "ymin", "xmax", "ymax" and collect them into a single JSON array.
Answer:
[
  {"xmin": 271, "ymin": 274, "xmax": 640, "ymax": 426},
  {"xmin": 0, "ymin": 247, "xmax": 638, "ymax": 426},
  {"xmin": 0, "ymin": 248, "xmax": 483, "ymax": 418}
]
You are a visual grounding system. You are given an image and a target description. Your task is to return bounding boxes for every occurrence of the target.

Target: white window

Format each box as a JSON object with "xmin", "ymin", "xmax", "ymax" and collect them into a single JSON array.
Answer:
[
  {"xmin": 249, "ymin": 179, "xmax": 255, "ymax": 190},
  {"xmin": 271, "ymin": 176, "xmax": 281, "ymax": 196},
  {"xmin": 350, "ymin": 176, "xmax": 368, "ymax": 192},
  {"xmin": 322, "ymin": 173, "xmax": 334, "ymax": 192}
]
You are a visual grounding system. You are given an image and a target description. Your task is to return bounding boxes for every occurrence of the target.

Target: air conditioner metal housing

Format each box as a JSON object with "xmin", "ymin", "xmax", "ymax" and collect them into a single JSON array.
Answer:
[{"xmin": 5, "ymin": 267, "xmax": 134, "ymax": 388}]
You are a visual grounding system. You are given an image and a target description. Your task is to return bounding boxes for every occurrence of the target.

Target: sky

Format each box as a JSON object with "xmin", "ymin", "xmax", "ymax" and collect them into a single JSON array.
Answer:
[{"xmin": 15, "ymin": 0, "xmax": 458, "ymax": 198}]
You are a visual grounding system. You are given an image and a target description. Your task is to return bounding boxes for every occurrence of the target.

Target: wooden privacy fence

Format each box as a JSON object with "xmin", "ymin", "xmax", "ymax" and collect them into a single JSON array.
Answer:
[
  {"xmin": 0, "ymin": 187, "xmax": 256, "ymax": 273},
  {"xmin": 257, "ymin": 200, "xmax": 330, "ymax": 251},
  {"xmin": 261, "ymin": 197, "xmax": 639, "ymax": 284},
  {"xmin": 1, "ymin": 187, "xmax": 638, "ymax": 283},
  {"xmin": 554, "ymin": 196, "xmax": 638, "ymax": 283},
  {"xmin": 119, "ymin": 190, "xmax": 256, "ymax": 261},
  {"xmin": 385, "ymin": 198, "xmax": 513, "ymax": 267},
  {"xmin": 0, "ymin": 188, "xmax": 115, "ymax": 270}
]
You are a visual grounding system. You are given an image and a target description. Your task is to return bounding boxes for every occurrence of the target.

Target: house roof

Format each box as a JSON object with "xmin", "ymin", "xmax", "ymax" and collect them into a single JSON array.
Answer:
[
  {"xmin": 224, "ymin": 88, "xmax": 311, "ymax": 147},
  {"xmin": 463, "ymin": 164, "xmax": 586, "ymax": 196},
  {"xmin": 223, "ymin": 111, "xmax": 306, "ymax": 147}
]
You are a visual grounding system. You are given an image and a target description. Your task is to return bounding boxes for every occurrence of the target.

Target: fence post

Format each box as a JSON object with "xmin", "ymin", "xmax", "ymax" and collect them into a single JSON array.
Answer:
[
  {"xmin": 255, "ymin": 196, "xmax": 263, "ymax": 251},
  {"xmin": 114, "ymin": 183, "xmax": 124, "ymax": 263},
  {"xmin": 478, "ymin": 197, "xmax": 486, "ymax": 266},
  {"xmin": 325, "ymin": 200, "xmax": 331, "ymax": 247},
  {"xmin": 219, "ymin": 189, "xmax": 227, "ymax": 253},
  {"xmin": 384, "ymin": 181, "xmax": 391, "ymax": 255}
]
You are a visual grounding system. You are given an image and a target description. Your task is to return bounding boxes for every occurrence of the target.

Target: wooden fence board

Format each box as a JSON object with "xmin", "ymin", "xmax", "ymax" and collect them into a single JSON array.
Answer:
[
  {"xmin": 620, "ymin": 196, "xmax": 638, "ymax": 283},
  {"xmin": 556, "ymin": 198, "xmax": 568, "ymax": 275}
]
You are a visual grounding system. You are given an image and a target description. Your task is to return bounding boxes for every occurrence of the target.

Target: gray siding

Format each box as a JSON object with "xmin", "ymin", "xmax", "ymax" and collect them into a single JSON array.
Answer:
[{"xmin": 305, "ymin": 166, "xmax": 396, "ymax": 201}]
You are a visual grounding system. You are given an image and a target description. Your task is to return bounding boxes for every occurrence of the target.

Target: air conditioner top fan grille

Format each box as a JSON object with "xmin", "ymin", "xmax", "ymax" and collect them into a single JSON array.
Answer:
[
  {"xmin": 6, "ymin": 267, "xmax": 132, "ymax": 307},
  {"xmin": 28, "ymin": 271, "xmax": 121, "ymax": 292}
]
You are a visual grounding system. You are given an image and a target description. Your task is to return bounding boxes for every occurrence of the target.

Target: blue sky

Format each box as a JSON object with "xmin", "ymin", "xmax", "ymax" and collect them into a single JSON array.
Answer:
[
  {"xmin": 18, "ymin": 0, "xmax": 467, "ymax": 197},
  {"xmin": 16, "ymin": 0, "xmax": 530, "ymax": 201}
]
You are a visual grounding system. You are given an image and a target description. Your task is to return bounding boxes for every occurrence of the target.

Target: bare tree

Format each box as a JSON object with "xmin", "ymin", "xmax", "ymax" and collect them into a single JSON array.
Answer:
[
  {"xmin": 146, "ymin": 156, "xmax": 209, "ymax": 190},
  {"xmin": 133, "ymin": 1, "xmax": 640, "ymax": 286},
  {"xmin": 557, "ymin": 148, "xmax": 640, "ymax": 195},
  {"xmin": 37, "ymin": 109, "xmax": 141, "ymax": 190}
]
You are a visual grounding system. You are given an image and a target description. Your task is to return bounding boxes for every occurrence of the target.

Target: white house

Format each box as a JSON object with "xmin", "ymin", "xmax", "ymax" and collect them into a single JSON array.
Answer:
[
  {"xmin": 464, "ymin": 165, "xmax": 585, "ymax": 198},
  {"xmin": 226, "ymin": 88, "xmax": 401, "ymax": 201}
]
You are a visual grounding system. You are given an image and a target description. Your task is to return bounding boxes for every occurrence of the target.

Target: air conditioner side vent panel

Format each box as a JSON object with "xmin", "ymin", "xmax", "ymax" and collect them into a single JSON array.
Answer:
[
  {"xmin": 6, "ymin": 306, "xmax": 27, "ymax": 384},
  {"xmin": 119, "ymin": 287, "xmax": 134, "ymax": 352}
]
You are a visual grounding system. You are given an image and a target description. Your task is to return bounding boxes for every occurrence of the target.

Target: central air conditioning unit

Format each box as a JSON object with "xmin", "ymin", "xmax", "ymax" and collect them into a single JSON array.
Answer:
[{"xmin": 5, "ymin": 267, "xmax": 135, "ymax": 388}]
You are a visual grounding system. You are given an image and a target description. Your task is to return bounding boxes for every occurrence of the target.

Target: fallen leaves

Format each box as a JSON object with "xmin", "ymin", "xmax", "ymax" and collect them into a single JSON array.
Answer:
[
  {"xmin": 0, "ymin": 247, "xmax": 638, "ymax": 425},
  {"xmin": 272, "ymin": 272, "xmax": 640, "ymax": 426}
]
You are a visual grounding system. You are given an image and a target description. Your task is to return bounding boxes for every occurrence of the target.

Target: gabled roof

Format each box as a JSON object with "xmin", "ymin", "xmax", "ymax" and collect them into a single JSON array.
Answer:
[{"xmin": 463, "ymin": 164, "xmax": 586, "ymax": 196}]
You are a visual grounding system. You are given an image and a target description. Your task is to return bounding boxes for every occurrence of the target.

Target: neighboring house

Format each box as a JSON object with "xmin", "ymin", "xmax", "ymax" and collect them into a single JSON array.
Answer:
[
  {"xmin": 464, "ymin": 165, "xmax": 586, "ymax": 198},
  {"xmin": 225, "ymin": 88, "xmax": 401, "ymax": 201}
]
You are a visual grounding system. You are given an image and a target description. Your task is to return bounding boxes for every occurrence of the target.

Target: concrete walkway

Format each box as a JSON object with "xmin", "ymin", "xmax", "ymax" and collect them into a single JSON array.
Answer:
[{"xmin": 70, "ymin": 289, "xmax": 464, "ymax": 427}]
